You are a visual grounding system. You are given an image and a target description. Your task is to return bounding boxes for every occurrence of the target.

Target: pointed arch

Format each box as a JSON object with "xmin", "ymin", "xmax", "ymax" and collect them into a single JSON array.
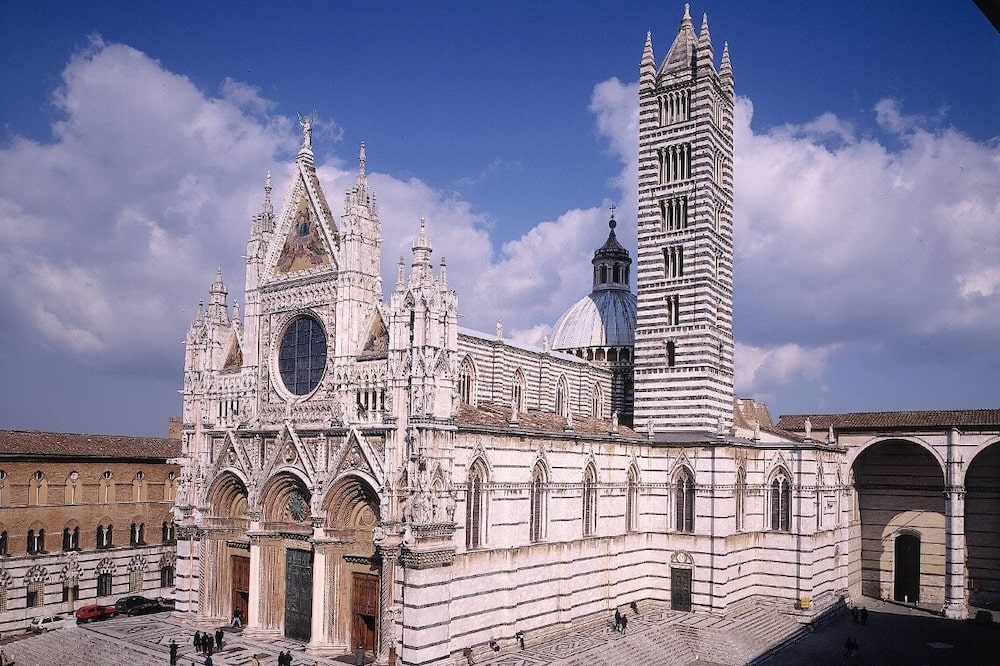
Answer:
[
  {"xmin": 592, "ymin": 383, "xmax": 604, "ymax": 419},
  {"xmin": 735, "ymin": 465, "xmax": 747, "ymax": 532},
  {"xmin": 674, "ymin": 466, "xmax": 695, "ymax": 533},
  {"xmin": 512, "ymin": 368, "xmax": 526, "ymax": 413},
  {"xmin": 555, "ymin": 375, "xmax": 570, "ymax": 416},
  {"xmin": 582, "ymin": 463, "xmax": 598, "ymax": 537},
  {"xmin": 259, "ymin": 471, "xmax": 311, "ymax": 527},
  {"xmin": 769, "ymin": 466, "xmax": 792, "ymax": 532},
  {"xmin": 626, "ymin": 464, "xmax": 640, "ymax": 532},
  {"xmin": 465, "ymin": 459, "xmax": 489, "ymax": 549},
  {"xmin": 459, "ymin": 356, "xmax": 477, "ymax": 406},
  {"xmin": 206, "ymin": 471, "xmax": 250, "ymax": 525},
  {"xmin": 529, "ymin": 461, "xmax": 548, "ymax": 543}
]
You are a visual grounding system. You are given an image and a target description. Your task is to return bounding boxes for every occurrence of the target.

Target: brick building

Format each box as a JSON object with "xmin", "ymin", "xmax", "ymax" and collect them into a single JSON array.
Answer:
[{"xmin": 0, "ymin": 430, "xmax": 180, "ymax": 635}]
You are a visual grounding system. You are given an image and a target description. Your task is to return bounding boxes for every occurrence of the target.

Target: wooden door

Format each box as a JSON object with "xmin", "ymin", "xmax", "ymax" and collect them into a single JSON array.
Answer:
[
  {"xmin": 231, "ymin": 555, "xmax": 249, "ymax": 623},
  {"xmin": 352, "ymin": 573, "xmax": 379, "ymax": 652},
  {"xmin": 671, "ymin": 567, "xmax": 692, "ymax": 612},
  {"xmin": 284, "ymin": 549, "xmax": 313, "ymax": 641}
]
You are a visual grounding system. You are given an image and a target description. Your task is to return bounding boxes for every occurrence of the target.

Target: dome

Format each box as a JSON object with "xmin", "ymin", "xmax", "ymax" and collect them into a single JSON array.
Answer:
[{"xmin": 551, "ymin": 289, "xmax": 637, "ymax": 350}]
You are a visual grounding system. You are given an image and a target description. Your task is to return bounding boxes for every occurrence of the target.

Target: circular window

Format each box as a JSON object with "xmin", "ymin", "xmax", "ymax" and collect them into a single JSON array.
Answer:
[{"xmin": 278, "ymin": 315, "xmax": 327, "ymax": 395}]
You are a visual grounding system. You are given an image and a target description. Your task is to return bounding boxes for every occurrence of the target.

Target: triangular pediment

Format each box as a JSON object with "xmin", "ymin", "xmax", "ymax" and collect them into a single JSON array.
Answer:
[{"xmin": 268, "ymin": 161, "xmax": 339, "ymax": 279}]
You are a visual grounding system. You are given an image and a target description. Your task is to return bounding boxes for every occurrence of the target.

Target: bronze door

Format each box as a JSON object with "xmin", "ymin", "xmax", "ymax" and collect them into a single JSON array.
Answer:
[
  {"xmin": 351, "ymin": 573, "xmax": 378, "ymax": 652},
  {"xmin": 671, "ymin": 567, "xmax": 692, "ymax": 612},
  {"xmin": 231, "ymin": 555, "xmax": 250, "ymax": 623},
  {"xmin": 284, "ymin": 549, "xmax": 313, "ymax": 641}
]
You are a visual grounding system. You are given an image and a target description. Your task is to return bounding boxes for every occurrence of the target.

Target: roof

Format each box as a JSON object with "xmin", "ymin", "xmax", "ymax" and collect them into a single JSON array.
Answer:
[
  {"xmin": 776, "ymin": 409, "xmax": 1000, "ymax": 431},
  {"xmin": 457, "ymin": 402, "xmax": 641, "ymax": 439},
  {"xmin": 550, "ymin": 290, "xmax": 637, "ymax": 350},
  {"xmin": 0, "ymin": 430, "xmax": 182, "ymax": 460}
]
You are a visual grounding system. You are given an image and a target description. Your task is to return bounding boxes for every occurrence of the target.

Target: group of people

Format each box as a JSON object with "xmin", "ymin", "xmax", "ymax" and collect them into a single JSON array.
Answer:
[
  {"xmin": 613, "ymin": 607, "xmax": 629, "ymax": 635},
  {"xmin": 851, "ymin": 606, "xmax": 869, "ymax": 625},
  {"xmin": 192, "ymin": 628, "xmax": 225, "ymax": 655}
]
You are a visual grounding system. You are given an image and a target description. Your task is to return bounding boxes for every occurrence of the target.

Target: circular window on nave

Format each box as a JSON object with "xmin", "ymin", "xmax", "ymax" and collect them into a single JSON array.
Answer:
[{"xmin": 277, "ymin": 314, "xmax": 328, "ymax": 395}]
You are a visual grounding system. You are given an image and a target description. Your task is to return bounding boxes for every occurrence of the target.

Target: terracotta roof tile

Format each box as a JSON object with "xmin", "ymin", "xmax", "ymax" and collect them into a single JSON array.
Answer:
[
  {"xmin": 776, "ymin": 409, "xmax": 1000, "ymax": 431},
  {"xmin": 0, "ymin": 430, "xmax": 181, "ymax": 459},
  {"xmin": 457, "ymin": 403, "xmax": 641, "ymax": 439}
]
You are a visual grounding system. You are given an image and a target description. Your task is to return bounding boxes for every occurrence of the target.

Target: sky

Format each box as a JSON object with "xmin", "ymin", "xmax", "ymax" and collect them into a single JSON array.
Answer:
[{"xmin": 1, "ymin": 1, "xmax": 997, "ymax": 437}]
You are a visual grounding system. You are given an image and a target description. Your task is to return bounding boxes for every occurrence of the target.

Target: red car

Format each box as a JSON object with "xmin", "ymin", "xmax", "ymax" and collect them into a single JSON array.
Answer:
[{"xmin": 75, "ymin": 604, "xmax": 118, "ymax": 622}]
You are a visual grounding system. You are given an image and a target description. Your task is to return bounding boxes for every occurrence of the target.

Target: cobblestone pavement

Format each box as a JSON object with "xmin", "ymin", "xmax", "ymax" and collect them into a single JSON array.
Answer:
[{"xmin": 1, "ymin": 598, "xmax": 997, "ymax": 666}]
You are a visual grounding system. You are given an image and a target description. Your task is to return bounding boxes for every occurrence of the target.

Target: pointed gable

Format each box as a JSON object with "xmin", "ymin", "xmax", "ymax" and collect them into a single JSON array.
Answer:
[
  {"xmin": 221, "ymin": 332, "xmax": 243, "ymax": 372},
  {"xmin": 360, "ymin": 311, "xmax": 389, "ymax": 358},
  {"xmin": 270, "ymin": 152, "xmax": 339, "ymax": 278}
]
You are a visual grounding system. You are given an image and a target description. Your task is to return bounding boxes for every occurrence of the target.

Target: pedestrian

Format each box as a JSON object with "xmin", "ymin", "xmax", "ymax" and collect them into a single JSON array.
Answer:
[
  {"xmin": 204, "ymin": 656, "xmax": 213, "ymax": 666},
  {"xmin": 851, "ymin": 607, "xmax": 859, "ymax": 623},
  {"xmin": 278, "ymin": 650, "xmax": 286, "ymax": 666},
  {"xmin": 463, "ymin": 646, "xmax": 474, "ymax": 665},
  {"xmin": 859, "ymin": 607, "xmax": 868, "ymax": 625},
  {"xmin": 620, "ymin": 614, "xmax": 628, "ymax": 635},
  {"xmin": 215, "ymin": 627, "xmax": 224, "ymax": 650},
  {"xmin": 614, "ymin": 607, "xmax": 622, "ymax": 633},
  {"xmin": 194, "ymin": 631, "xmax": 202, "ymax": 654},
  {"xmin": 232, "ymin": 608, "xmax": 243, "ymax": 628},
  {"xmin": 630, "ymin": 600, "xmax": 639, "ymax": 616},
  {"xmin": 355, "ymin": 644, "xmax": 366, "ymax": 665},
  {"xmin": 515, "ymin": 630, "xmax": 525, "ymax": 649},
  {"xmin": 489, "ymin": 638, "xmax": 500, "ymax": 652},
  {"xmin": 205, "ymin": 633, "xmax": 213, "ymax": 656},
  {"xmin": 169, "ymin": 639, "xmax": 179, "ymax": 665}
]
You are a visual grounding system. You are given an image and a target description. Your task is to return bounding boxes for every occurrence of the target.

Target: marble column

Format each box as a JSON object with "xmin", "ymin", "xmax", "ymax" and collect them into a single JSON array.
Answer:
[
  {"xmin": 375, "ymin": 547, "xmax": 399, "ymax": 666},
  {"xmin": 943, "ymin": 487, "xmax": 968, "ymax": 619}
]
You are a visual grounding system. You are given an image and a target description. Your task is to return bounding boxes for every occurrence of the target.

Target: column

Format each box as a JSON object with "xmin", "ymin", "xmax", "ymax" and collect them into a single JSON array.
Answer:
[
  {"xmin": 942, "ymin": 487, "xmax": 967, "ymax": 619},
  {"xmin": 376, "ymin": 547, "xmax": 399, "ymax": 666}
]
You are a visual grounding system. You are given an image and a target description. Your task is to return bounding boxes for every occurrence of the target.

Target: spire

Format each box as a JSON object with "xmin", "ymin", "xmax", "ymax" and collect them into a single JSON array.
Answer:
[
  {"xmin": 661, "ymin": 3, "xmax": 698, "ymax": 74},
  {"xmin": 697, "ymin": 12, "xmax": 714, "ymax": 68},
  {"xmin": 358, "ymin": 142, "xmax": 367, "ymax": 177},
  {"xmin": 345, "ymin": 141, "xmax": 375, "ymax": 217},
  {"xmin": 640, "ymin": 30, "xmax": 657, "ymax": 92},
  {"xmin": 720, "ymin": 41, "xmax": 734, "ymax": 91},
  {"xmin": 261, "ymin": 171, "xmax": 274, "ymax": 231},
  {"xmin": 410, "ymin": 218, "xmax": 433, "ymax": 284},
  {"xmin": 207, "ymin": 268, "xmax": 229, "ymax": 324}
]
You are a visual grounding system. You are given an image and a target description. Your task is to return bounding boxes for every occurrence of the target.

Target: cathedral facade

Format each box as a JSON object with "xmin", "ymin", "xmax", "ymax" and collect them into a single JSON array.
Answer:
[{"xmin": 174, "ymin": 6, "xmax": 999, "ymax": 665}]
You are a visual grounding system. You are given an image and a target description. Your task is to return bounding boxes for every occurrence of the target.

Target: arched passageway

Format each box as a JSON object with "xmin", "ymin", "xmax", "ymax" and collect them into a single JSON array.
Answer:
[
  {"xmin": 966, "ymin": 441, "xmax": 1000, "ymax": 608},
  {"xmin": 851, "ymin": 440, "xmax": 945, "ymax": 606}
]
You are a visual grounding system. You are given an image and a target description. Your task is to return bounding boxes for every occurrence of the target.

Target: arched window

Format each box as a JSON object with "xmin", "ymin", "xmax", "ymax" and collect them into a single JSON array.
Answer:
[
  {"xmin": 64, "ymin": 471, "xmax": 80, "ymax": 505},
  {"xmin": 96, "ymin": 572, "xmax": 113, "ymax": 597},
  {"xmin": 459, "ymin": 358, "xmax": 476, "ymax": 405},
  {"xmin": 62, "ymin": 525, "xmax": 79, "ymax": 551},
  {"xmin": 132, "ymin": 471, "xmax": 147, "ymax": 502},
  {"xmin": 675, "ymin": 468, "xmax": 695, "ymax": 533},
  {"xmin": 29, "ymin": 471, "xmax": 47, "ymax": 506},
  {"xmin": 529, "ymin": 463, "xmax": 547, "ymax": 543},
  {"xmin": 465, "ymin": 461, "xmax": 488, "ymax": 549},
  {"xmin": 162, "ymin": 521, "xmax": 176, "ymax": 544},
  {"xmin": 555, "ymin": 376, "xmax": 569, "ymax": 416},
  {"xmin": 626, "ymin": 466, "xmax": 639, "ymax": 532},
  {"xmin": 130, "ymin": 522, "xmax": 145, "ymax": 546},
  {"xmin": 97, "ymin": 523, "xmax": 114, "ymax": 549},
  {"xmin": 27, "ymin": 528, "xmax": 45, "ymax": 554},
  {"xmin": 100, "ymin": 471, "xmax": 115, "ymax": 504},
  {"xmin": 512, "ymin": 370, "xmax": 526, "ymax": 414},
  {"xmin": 582, "ymin": 464, "xmax": 597, "ymax": 537},
  {"xmin": 770, "ymin": 470, "xmax": 792, "ymax": 531},
  {"xmin": 160, "ymin": 563, "xmax": 175, "ymax": 588},
  {"xmin": 735, "ymin": 467, "xmax": 747, "ymax": 532},
  {"xmin": 592, "ymin": 384, "xmax": 604, "ymax": 419}
]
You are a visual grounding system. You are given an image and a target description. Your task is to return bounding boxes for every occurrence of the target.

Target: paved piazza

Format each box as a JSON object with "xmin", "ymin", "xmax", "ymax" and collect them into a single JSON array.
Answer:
[{"xmin": 1, "ymin": 599, "xmax": 997, "ymax": 665}]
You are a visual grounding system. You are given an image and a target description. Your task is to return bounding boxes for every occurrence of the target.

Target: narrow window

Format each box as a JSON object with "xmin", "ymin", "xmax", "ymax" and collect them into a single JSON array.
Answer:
[
  {"xmin": 735, "ymin": 468, "xmax": 747, "ymax": 532},
  {"xmin": 529, "ymin": 464, "xmax": 546, "ymax": 543},
  {"xmin": 770, "ymin": 472, "xmax": 792, "ymax": 531},
  {"xmin": 97, "ymin": 572, "xmax": 113, "ymax": 597},
  {"xmin": 465, "ymin": 463, "xmax": 488, "ymax": 549},
  {"xmin": 675, "ymin": 469, "xmax": 695, "ymax": 533},
  {"xmin": 582, "ymin": 465, "xmax": 597, "ymax": 537},
  {"xmin": 626, "ymin": 467, "xmax": 639, "ymax": 532}
]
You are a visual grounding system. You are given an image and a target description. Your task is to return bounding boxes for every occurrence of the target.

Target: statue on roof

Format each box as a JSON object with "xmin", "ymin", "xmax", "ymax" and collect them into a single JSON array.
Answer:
[{"xmin": 298, "ymin": 111, "xmax": 318, "ymax": 150}]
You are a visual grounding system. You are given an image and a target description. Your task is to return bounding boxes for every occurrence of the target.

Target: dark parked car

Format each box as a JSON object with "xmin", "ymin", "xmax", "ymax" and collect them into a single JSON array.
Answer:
[
  {"xmin": 126, "ymin": 599, "xmax": 167, "ymax": 616},
  {"xmin": 114, "ymin": 595, "xmax": 155, "ymax": 613},
  {"xmin": 75, "ymin": 604, "xmax": 118, "ymax": 622}
]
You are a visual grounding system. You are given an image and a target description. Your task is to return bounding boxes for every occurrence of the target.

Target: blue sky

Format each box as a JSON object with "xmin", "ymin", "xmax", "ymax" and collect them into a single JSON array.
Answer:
[{"xmin": 1, "ymin": 1, "xmax": 998, "ymax": 437}]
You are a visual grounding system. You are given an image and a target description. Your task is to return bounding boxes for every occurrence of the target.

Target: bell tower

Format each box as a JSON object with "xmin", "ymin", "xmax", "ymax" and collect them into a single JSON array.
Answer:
[{"xmin": 633, "ymin": 4, "xmax": 735, "ymax": 434}]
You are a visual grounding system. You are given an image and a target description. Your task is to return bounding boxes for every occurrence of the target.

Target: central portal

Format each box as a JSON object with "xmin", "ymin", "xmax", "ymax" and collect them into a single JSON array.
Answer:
[{"xmin": 285, "ymin": 548, "xmax": 313, "ymax": 640}]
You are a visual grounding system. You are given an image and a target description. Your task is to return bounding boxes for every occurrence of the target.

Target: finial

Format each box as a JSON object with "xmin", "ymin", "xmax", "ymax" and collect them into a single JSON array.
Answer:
[
  {"xmin": 359, "ymin": 142, "xmax": 367, "ymax": 176},
  {"xmin": 683, "ymin": 3, "xmax": 691, "ymax": 20},
  {"xmin": 609, "ymin": 204, "xmax": 617, "ymax": 230},
  {"xmin": 397, "ymin": 256, "xmax": 405, "ymax": 284}
]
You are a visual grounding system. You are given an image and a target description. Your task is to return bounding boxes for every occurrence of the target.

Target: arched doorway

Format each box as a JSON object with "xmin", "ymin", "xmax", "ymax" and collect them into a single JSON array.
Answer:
[
  {"xmin": 259, "ymin": 471, "xmax": 313, "ymax": 641},
  {"xmin": 894, "ymin": 533, "xmax": 920, "ymax": 603},
  {"xmin": 323, "ymin": 475, "xmax": 381, "ymax": 654},
  {"xmin": 205, "ymin": 472, "xmax": 250, "ymax": 623}
]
